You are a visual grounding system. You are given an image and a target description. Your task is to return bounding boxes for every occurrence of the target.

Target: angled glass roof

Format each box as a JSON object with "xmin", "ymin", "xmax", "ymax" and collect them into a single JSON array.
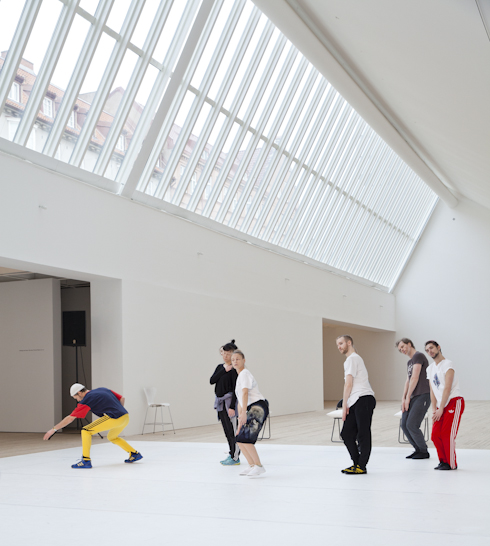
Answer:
[{"xmin": 0, "ymin": 0, "xmax": 438, "ymax": 291}]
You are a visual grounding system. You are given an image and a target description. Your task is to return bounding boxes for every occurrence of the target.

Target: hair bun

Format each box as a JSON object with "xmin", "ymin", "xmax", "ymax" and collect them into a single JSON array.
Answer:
[{"xmin": 231, "ymin": 339, "xmax": 235, "ymax": 344}]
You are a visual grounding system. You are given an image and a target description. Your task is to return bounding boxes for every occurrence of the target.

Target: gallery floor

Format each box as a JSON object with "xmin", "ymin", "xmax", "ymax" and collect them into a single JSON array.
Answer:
[{"xmin": 1, "ymin": 402, "xmax": 489, "ymax": 545}]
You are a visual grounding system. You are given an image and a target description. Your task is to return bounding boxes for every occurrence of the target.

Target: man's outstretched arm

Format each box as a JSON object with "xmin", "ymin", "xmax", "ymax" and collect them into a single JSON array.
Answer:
[{"xmin": 43, "ymin": 415, "xmax": 76, "ymax": 440}]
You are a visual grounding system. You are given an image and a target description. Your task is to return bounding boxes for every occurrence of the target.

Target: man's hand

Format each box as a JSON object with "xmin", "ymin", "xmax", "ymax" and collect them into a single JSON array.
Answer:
[
  {"xmin": 342, "ymin": 405, "xmax": 349, "ymax": 421},
  {"xmin": 433, "ymin": 407, "xmax": 443, "ymax": 422},
  {"xmin": 402, "ymin": 398, "xmax": 410, "ymax": 412},
  {"xmin": 43, "ymin": 428, "xmax": 56, "ymax": 441},
  {"xmin": 228, "ymin": 408, "xmax": 235, "ymax": 418}
]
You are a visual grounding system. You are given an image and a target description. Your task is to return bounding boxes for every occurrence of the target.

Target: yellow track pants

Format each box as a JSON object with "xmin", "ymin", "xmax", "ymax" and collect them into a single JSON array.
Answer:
[{"xmin": 81, "ymin": 414, "xmax": 135, "ymax": 459}]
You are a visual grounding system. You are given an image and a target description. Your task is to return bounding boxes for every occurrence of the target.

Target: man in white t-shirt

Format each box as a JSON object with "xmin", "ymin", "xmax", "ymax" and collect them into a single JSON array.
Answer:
[
  {"xmin": 336, "ymin": 335, "xmax": 376, "ymax": 475},
  {"xmin": 425, "ymin": 340, "xmax": 464, "ymax": 470}
]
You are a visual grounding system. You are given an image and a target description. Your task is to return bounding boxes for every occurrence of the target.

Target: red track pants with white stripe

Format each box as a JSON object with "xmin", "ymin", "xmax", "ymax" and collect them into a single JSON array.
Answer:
[{"xmin": 431, "ymin": 396, "xmax": 464, "ymax": 469}]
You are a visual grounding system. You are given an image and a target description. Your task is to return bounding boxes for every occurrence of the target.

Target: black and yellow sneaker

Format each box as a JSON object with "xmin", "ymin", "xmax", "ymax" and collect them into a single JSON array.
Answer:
[{"xmin": 342, "ymin": 464, "xmax": 367, "ymax": 475}]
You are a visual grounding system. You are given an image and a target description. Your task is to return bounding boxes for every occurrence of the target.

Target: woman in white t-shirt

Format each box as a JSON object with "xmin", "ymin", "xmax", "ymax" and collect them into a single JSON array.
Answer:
[{"xmin": 232, "ymin": 350, "xmax": 269, "ymax": 478}]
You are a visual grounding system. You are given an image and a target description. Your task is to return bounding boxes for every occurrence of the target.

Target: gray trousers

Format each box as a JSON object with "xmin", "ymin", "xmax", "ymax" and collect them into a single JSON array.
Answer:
[{"xmin": 401, "ymin": 393, "xmax": 430, "ymax": 452}]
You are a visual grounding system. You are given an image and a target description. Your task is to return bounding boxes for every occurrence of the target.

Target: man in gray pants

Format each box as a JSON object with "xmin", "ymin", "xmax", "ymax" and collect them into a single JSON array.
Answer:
[{"xmin": 397, "ymin": 338, "xmax": 431, "ymax": 459}]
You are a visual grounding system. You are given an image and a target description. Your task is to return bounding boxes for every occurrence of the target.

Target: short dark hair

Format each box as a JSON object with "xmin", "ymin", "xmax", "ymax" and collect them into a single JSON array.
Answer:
[
  {"xmin": 396, "ymin": 338, "xmax": 415, "ymax": 349},
  {"xmin": 425, "ymin": 340, "xmax": 440, "ymax": 348},
  {"xmin": 336, "ymin": 335, "xmax": 353, "ymax": 345},
  {"xmin": 222, "ymin": 339, "xmax": 237, "ymax": 352}
]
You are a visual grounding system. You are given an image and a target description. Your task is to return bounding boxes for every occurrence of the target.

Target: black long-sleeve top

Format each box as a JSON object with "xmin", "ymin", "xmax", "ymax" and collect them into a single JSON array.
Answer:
[{"xmin": 210, "ymin": 364, "xmax": 238, "ymax": 409}]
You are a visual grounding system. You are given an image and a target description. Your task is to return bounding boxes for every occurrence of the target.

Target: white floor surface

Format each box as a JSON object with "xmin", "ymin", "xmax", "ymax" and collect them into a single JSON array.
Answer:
[{"xmin": 1, "ymin": 442, "xmax": 489, "ymax": 545}]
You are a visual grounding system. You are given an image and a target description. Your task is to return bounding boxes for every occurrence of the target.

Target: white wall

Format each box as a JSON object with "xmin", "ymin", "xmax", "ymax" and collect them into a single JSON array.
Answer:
[
  {"xmin": 0, "ymin": 150, "xmax": 395, "ymax": 434},
  {"xmin": 0, "ymin": 278, "xmax": 61, "ymax": 432},
  {"xmin": 394, "ymin": 199, "xmax": 490, "ymax": 399},
  {"xmin": 323, "ymin": 324, "xmax": 397, "ymax": 402}
]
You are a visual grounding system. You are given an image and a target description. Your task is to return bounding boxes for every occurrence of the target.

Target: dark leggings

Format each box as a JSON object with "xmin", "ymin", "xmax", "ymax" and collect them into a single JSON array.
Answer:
[
  {"xmin": 218, "ymin": 407, "xmax": 240, "ymax": 460},
  {"xmin": 341, "ymin": 395, "xmax": 376, "ymax": 469},
  {"xmin": 400, "ymin": 393, "xmax": 430, "ymax": 453}
]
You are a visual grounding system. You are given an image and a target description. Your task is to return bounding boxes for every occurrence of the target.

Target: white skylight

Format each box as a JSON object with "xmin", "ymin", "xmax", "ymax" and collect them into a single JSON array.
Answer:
[{"xmin": 0, "ymin": 0, "xmax": 438, "ymax": 290}]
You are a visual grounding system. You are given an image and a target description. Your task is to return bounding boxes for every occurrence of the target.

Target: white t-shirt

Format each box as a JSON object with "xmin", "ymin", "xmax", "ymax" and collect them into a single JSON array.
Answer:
[
  {"xmin": 427, "ymin": 359, "xmax": 461, "ymax": 408},
  {"xmin": 344, "ymin": 353, "xmax": 375, "ymax": 408},
  {"xmin": 235, "ymin": 368, "xmax": 264, "ymax": 409}
]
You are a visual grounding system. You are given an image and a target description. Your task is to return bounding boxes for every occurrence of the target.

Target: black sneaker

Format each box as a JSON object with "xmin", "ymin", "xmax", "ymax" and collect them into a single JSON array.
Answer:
[
  {"xmin": 439, "ymin": 462, "xmax": 456, "ymax": 470},
  {"xmin": 434, "ymin": 462, "xmax": 444, "ymax": 470},
  {"xmin": 406, "ymin": 451, "xmax": 419, "ymax": 459},
  {"xmin": 411, "ymin": 452, "xmax": 430, "ymax": 459}
]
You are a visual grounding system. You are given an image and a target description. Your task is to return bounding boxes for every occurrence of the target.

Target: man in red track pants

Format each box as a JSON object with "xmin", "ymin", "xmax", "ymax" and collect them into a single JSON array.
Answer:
[{"xmin": 425, "ymin": 341, "xmax": 464, "ymax": 470}]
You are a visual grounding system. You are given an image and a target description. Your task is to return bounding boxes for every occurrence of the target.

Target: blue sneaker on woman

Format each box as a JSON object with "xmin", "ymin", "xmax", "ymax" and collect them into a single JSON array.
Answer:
[{"xmin": 220, "ymin": 455, "xmax": 240, "ymax": 465}]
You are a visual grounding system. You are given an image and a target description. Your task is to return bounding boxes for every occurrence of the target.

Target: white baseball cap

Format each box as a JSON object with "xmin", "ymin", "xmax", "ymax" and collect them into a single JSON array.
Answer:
[{"xmin": 70, "ymin": 383, "xmax": 85, "ymax": 397}]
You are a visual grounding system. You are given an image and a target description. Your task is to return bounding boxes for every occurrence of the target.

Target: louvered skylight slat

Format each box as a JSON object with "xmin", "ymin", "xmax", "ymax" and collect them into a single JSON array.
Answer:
[
  {"xmin": 138, "ymin": 1, "xmax": 223, "ymax": 199},
  {"xmin": 198, "ymin": 20, "xmax": 276, "ymax": 217},
  {"xmin": 118, "ymin": 0, "xmax": 199, "ymax": 187},
  {"xmin": 231, "ymin": 56, "xmax": 308, "ymax": 231},
  {"xmin": 43, "ymin": 1, "xmax": 114, "ymax": 158},
  {"xmin": 250, "ymin": 75, "xmax": 326, "ymax": 239},
  {"xmin": 284, "ymin": 109, "xmax": 360, "ymax": 250},
  {"xmin": 13, "ymin": 0, "xmax": 80, "ymax": 147},
  {"xmin": 0, "ymin": 0, "xmax": 40, "ymax": 116},
  {"xmin": 293, "ymin": 118, "xmax": 368, "ymax": 255},
  {"xmin": 213, "ymin": 35, "xmax": 288, "ymax": 222},
  {"xmin": 261, "ymin": 83, "xmax": 336, "ymax": 241},
  {"xmin": 92, "ymin": 0, "xmax": 174, "ymax": 177},
  {"xmin": 185, "ymin": 6, "xmax": 262, "ymax": 212},
  {"xmin": 69, "ymin": 0, "xmax": 144, "ymax": 167},
  {"xmin": 223, "ymin": 47, "xmax": 299, "ymax": 227},
  {"xmin": 169, "ymin": 1, "xmax": 246, "ymax": 207},
  {"xmin": 271, "ymin": 97, "xmax": 349, "ymax": 247},
  {"xmin": 239, "ymin": 59, "xmax": 313, "ymax": 234}
]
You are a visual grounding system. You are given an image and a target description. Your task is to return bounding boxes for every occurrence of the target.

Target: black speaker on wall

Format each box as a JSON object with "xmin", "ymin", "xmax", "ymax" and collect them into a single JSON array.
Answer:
[{"xmin": 63, "ymin": 311, "xmax": 86, "ymax": 347}]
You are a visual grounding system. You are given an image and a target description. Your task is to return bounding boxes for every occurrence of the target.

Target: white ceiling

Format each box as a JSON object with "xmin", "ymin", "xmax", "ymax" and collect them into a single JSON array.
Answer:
[{"xmin": 254, "ymin": 0, "xmax": 490, "ymax": 210}]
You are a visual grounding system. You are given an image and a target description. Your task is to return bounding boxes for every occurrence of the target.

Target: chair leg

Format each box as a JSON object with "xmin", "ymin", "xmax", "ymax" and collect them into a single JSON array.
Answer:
[
  {"xmin": 160, "ymin": 405, "xmax": 164, "ymax": 435},
  {"xmin": 423, "ymin": 415, "xmax": 429, "ymax": 442},
  {"xmin": 331, "ymin": 418, "xmax": 342, "ymax": 443},
  {"xmin": 257, "ymin": 413, "xmax": 271, "ymax": 441},
  {"xmin": 168, "ymin": 406, "xmax": 175, "ymax": 434},
  {"xmin": 142, "ymin": 406, "xmax": 150, "ymax": 435},
  {"xmin": 398, "ymin": 419, "xmax": 410, "ymax": 444}
]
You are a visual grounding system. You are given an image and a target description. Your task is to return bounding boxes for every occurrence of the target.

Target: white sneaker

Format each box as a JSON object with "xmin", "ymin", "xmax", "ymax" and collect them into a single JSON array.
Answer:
[
  {"xmin": 248, "ymin": 465, "xmax": 266, "ymax": 478},
  {"xmin": 239, "ymin": 465, "xmax": 254, "ymax": 476}
]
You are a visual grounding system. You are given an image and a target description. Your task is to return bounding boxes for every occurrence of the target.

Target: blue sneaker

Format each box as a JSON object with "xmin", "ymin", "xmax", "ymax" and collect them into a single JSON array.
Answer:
[
  {"xmin": 72, "ymin": 458, "xmax": 92, "ymax": 469},
  {"xmin": 125, "ymin": 451, "xmax": 143, "ymax": 463},
  {"xmin": 220, "ymin": 455, "xmax": 240, "ymax": 466}
]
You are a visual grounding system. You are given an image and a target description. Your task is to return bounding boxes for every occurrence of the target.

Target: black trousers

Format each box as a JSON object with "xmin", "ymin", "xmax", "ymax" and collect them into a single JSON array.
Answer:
[
  {"xmin": 218, "ymin": 407, "xmax": 240, "ymax": 460},
  {"xmin": 341, "ymin": 394, "xmax": 376, "ymax": 469}
]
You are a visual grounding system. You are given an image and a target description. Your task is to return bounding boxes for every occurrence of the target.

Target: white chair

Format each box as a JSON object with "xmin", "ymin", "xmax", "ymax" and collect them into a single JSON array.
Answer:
[
  {"xmin": 394, "ymin": 410, "xmax": 429, "ymax": 444},
  {"xmin": 326, "ymin": 409, "xmax": 343, "ymax": 443},
  {"xmin": 142, "ymin": 387, "xmax": 175, "ymax": 435}
]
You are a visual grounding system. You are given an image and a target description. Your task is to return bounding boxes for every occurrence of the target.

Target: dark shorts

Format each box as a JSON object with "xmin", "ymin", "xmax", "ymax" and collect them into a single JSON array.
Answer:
[{"xmin": 236, "ymin": 399, "xmax": 269, "ymax": 444}]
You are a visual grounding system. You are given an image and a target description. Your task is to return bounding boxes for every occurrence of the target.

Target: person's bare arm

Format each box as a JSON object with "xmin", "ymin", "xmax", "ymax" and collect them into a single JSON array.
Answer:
[
  {"xmin": 342, "ymin": 375, "xmax": 353, "ymax": 421},
  {"xmin": 43, "ymin": 415, "xmax": 76, "ymax": 440},
  {"xmin": 401, "ymin": 377, "xmax": 409, "ymax": 411},
  {"xmin": 433, "ymin": 369, "xmax": 454, "ymax": 422},
  {"xmin": 403, "ymin": 364, "xmax": 422, "ymax": 411}
]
